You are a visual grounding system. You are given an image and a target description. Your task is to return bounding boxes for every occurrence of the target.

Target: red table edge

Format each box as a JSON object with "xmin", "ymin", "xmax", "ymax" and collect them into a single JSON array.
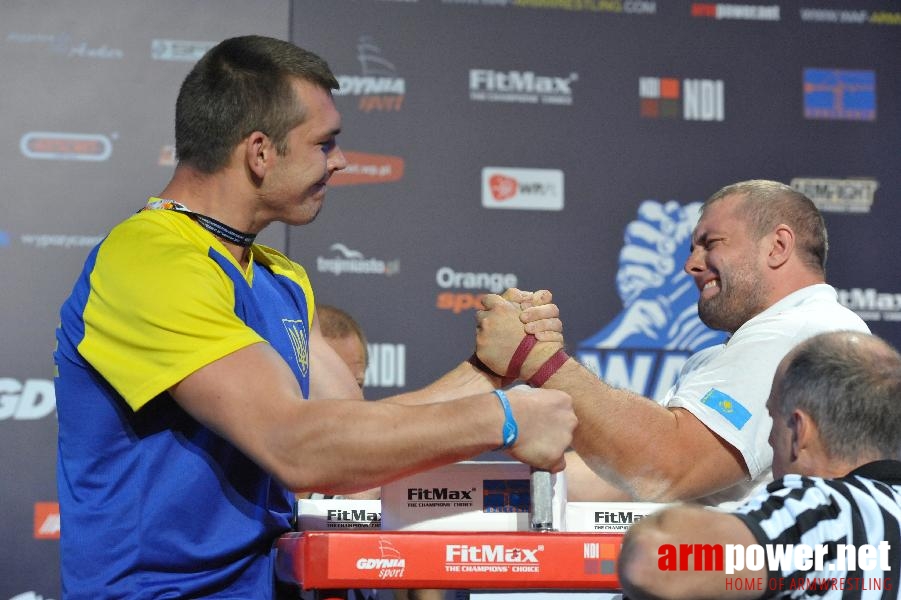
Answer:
[{"xmin": 276, "ymin": 530, "xmax": 624, "ymax": 591}]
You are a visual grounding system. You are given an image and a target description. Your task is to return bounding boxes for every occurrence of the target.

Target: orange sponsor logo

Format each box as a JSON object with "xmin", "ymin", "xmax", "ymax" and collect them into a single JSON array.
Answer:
[
  {"xmin": 436, "ymin": 292, "xmax": 486, "ymax": 314},
  {"xmin": 34, "ymin": 502, "xmax": 60, "ymax": 539},
  {"xmin": 330, "ymin": 152, "xmax": 404, "ymax": 186}
]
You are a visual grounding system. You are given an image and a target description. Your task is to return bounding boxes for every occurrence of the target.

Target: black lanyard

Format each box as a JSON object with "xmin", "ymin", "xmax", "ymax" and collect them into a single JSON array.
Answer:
[{"xmin": 141, "ymin": 198, "xmax": 257, "ymax": 247}]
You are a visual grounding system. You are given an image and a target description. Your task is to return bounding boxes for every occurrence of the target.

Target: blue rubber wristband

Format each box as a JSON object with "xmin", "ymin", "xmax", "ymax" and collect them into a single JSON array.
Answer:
[{"xmin": 493, "ymin": 389, "xmax": 518, "ymax": 450}]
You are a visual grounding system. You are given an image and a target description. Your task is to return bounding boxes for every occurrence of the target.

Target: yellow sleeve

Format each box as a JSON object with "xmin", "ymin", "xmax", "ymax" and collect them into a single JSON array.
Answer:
[{"xmin": 79, "ymin": 213, "xmax": 264, "ymax": 410}]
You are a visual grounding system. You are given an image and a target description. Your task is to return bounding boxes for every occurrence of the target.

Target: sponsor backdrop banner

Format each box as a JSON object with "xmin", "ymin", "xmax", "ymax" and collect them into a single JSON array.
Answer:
[
  {"xmin": 1, "ymin": 0, "xmax": 898, "ymax": 597},
  {"xmin": 289, "ymin": 0, "xmax": 900, "ymax": 396},
  {"xmin": 0, "ymin": 1, "xmax": 290, "ymax": 597}
]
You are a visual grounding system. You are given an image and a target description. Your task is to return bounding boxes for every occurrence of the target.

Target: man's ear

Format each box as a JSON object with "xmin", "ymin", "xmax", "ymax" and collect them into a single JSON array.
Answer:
[
  {"xmin": 766, "ymin": 224, "xmax": 795, "ymax": 269},
  {"xmin": 244, "ymin": 131, "xmax": 271, "ymax": 180},
  {"xmin": 790, "ymin": 408, "xmax": 816, "ymax": 461}
]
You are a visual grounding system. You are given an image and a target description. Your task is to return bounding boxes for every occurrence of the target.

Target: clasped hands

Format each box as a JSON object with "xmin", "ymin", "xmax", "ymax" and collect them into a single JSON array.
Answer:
[{"xmin": 474, "ymin": 288, "xmax": 565, "ymax": 385}]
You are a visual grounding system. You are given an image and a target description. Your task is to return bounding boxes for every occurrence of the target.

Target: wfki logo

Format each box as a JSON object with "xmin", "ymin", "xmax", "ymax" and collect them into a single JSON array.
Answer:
[
  {"xmin": 329, "ymin": 152, "xmax": 405, "ymax": 186},
  {"xmin": 482, "ymin": 167, "xmax": 564, "ymax": 211},
  {"xmin": 20, "ymin": 132, "xmax": 113, "ymax": 161},
  {"xmin": 34, "ymin": 502, "xmax": 60, "ymax": 539}
]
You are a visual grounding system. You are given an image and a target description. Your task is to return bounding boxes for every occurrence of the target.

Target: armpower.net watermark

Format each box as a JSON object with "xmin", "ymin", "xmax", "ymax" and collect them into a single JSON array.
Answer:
[{"xmin": 658, "ymin": 541, "xmax": 893, "ymax": 593}]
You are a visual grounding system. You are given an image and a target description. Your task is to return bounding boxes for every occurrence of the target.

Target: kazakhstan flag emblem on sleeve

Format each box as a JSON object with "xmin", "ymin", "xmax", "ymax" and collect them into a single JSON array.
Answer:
[{"xmin": 701, "ymin": 388, "xmax": 752, "ymax": 430}]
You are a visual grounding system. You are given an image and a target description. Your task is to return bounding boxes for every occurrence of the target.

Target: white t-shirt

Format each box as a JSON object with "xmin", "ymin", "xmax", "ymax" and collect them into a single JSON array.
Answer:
[{"xmin": 659, "ymin": 284, "xmax": 869, "ymax": 508}]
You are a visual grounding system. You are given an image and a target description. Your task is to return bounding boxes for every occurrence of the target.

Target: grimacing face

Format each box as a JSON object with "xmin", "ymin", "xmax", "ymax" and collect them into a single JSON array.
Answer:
[{"xmin": 685, "ymin": 196, "xmax": 769, "ymax": 334}]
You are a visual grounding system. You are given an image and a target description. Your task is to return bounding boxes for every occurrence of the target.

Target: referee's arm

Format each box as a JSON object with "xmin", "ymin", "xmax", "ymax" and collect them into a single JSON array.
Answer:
[{"xmin": 618, "ymin": 504, "xmax": 764, "ymax": 600}]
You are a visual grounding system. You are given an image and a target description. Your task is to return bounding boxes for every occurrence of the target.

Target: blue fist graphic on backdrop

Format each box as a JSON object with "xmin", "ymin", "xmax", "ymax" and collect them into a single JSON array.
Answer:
[{"xmin": 577, "ymin": 200, "xmax": 727, "ymax": 399}]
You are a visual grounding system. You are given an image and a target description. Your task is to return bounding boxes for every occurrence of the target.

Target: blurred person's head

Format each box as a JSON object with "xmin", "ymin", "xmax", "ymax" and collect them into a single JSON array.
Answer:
[{"xmin": 317, "ymin": 304, "xmax": 368, "ymax": 390}]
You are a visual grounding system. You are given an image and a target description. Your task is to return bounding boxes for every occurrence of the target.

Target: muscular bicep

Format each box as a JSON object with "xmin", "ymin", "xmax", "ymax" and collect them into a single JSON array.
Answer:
[
  {"xmin": 660, "ymin": 407, "xmax": 750, "ymax": 500},
  {"xmin": 169, "ymin": 342, "xmax": 309, "ymax": 482}
]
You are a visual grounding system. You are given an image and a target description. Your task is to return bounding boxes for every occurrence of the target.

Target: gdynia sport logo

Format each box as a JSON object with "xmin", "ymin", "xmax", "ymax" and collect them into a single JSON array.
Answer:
[{"xmin": 658, "ymin": 541, "xmax": 892, "ymax": 593}]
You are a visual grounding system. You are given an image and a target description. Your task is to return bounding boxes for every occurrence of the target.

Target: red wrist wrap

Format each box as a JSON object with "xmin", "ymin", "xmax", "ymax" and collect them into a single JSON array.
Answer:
[
  {"xmin": 468, "ymin": 352, "xmax": 495, "ymax": 376},
  {"xmin": 527, "ymin": 349, "xmax": 569, "ymax": 387},
  {"xmin": 503, "ymin": 334, "xmax": 538, "ymax": 386}
]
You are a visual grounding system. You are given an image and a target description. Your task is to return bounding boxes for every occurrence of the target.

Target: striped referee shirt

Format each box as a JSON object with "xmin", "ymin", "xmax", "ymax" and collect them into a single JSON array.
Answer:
[{"xmin": 732, "ymin": 460, "xmax": 901, "ymax": 599}]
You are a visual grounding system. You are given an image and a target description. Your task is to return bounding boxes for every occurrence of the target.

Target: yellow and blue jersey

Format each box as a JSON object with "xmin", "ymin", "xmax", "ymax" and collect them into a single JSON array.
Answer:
[{"xmin": 53, "ymin": 207, "xmax": 314, "ymax": 598}]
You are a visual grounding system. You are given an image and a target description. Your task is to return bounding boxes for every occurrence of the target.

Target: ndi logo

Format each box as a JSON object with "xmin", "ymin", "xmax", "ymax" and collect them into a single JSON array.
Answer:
[
  {"xmin": 365, "ymin": 343, "xmax": 406, "ymax": 388},
  {"xmin": 640, "ymin": 77, "xmax": 725, "ymax": 121}
]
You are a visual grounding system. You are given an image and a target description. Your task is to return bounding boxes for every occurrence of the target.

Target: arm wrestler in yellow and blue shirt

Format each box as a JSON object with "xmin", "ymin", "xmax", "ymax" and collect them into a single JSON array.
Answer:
[{"xmin": 54, "ymin": 201, "xmax": 315, "ymax": 598}]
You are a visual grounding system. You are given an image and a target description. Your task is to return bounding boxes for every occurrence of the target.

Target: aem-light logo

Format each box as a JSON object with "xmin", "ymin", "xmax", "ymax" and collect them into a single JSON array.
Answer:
[
  {"xmin": 791, "ymin": 177, "xmax": 878, "ymax": 213},
  {"xmin": 482, "ymin": 167, "xmax": 564, "ymax": 211},
  {"xmin": 20, "ymin": 132, "xmax": 112, "ymax": 161}
]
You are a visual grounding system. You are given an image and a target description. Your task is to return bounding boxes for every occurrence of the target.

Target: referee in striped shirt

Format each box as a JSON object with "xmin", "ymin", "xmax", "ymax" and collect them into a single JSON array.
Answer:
[{"xmin": 619, "ymin": 330, "xmax": 901, "ymax": 599}]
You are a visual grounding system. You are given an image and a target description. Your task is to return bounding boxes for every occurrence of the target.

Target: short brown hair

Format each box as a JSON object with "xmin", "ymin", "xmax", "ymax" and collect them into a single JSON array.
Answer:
[{"xmin": 704, "ymin": 180, "xmax": 827, "ymax": 276}]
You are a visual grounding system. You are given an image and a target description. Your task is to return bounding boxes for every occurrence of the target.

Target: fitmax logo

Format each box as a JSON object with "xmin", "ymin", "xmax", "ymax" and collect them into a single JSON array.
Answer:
[
  {"xmin": 328, "ymin": 509, "xmax": 380, "ymax": 522},
  {"xmin": 470, "ymin": 69, "xmax": 578, "ymax": 105},
  {"xmin": 446, "ymin": 544, "xmax": 543, "ymax": 563},
  {"xmin": 407, "ymin": 487, "xmax": 474, "ymax": 501},
  {"xmin": 595, "ymin": 511, "xmax": 644, "ymax": 524}
]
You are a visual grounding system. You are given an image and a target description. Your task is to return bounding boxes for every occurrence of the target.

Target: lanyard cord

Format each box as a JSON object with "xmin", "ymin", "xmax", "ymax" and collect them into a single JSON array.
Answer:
[{"xmin": 140, "ymin": 198, "xmax": 257, "ymax": 247}]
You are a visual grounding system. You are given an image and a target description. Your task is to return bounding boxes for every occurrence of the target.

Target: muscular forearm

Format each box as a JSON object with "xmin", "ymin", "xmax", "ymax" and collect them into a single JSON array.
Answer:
[
  {"xmin": 275, "ymin": 393, "xmax": 503, "ymax": 494},
  {"xmin": 619, "ymin": 506, "xmax": 763, "ymax": 600},
  {"xmin": 383, "ymin": 361, "xmax": 498, "ymax": 406},
  {"xmin": 539, "ymin": 359, "xmax": 747, "ymax": 501}
]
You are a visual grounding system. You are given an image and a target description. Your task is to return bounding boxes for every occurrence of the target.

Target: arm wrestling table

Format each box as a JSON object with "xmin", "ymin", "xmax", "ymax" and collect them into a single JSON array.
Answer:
[{"xmin": 275, "ymin": 531, "xmax": 624, "ymax": 592}]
